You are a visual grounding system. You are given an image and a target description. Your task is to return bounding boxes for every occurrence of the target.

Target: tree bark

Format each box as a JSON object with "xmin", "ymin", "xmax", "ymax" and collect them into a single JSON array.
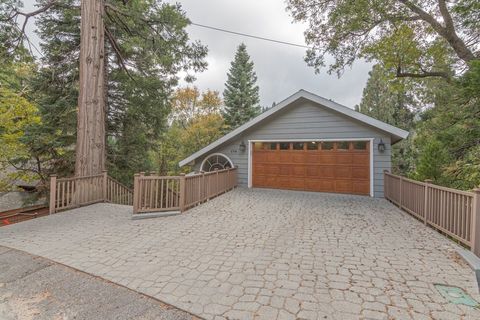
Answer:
[{"xmin": 75, "ymin": 0, "xmax": 106, "ymax": 176}]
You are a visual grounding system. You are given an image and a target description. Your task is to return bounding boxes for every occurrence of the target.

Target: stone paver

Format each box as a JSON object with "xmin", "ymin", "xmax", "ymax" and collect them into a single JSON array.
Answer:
[{"xmin": 0, "ymin": 188, "xmax": 479, "ymax": 319}]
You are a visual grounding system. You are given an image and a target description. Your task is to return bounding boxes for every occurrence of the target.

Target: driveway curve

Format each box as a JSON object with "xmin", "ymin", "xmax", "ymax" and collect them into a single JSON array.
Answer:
[{"xmin": 0, "ymin": 188, "xmax": 479, "ymax": 320}]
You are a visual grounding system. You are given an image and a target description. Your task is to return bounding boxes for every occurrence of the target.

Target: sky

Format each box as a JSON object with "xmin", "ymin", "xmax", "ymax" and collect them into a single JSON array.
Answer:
[{"xmin": 22, "ymin": 0, "xmax": 372, "ymax": 108}]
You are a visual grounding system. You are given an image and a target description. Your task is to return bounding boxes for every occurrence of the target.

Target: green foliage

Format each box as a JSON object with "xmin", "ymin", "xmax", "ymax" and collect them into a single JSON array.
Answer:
[
  {"xmin": 3, "ymin": 0, "xmax": 208, "ymax": 186},
  {"xmin": 357, "ymin": 64, "xmax": 416, "ymax": 129},
  {"xmin": 154, "ymin": 87, "xmax": 224, "ymax": 175},
  {"xmin": 356, "ymin": 64, "xmax": 416, "ymax": 174},
  {"xmin": 223, "ymin": 43, "xmax": 260, "ymax": 130},
  {"xmin": 414, "ymin": 140, "xmax": 451, "ymax": 183},
  {"xmin": 412, "ymin": 61, "xmax": 480, "ymax": 189},
  {"xmin": 287, "ymin": 0, "xmax": 477, "ymax": 77}
]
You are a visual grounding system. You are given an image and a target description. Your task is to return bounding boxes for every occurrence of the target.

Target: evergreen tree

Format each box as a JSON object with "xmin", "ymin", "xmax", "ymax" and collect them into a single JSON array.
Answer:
[
  {"xmin": 356, "ymin": 64, "xmax": 415, "ymax": 129},
  {"xmin": 356, "ymin": 64, "xmax": 417, "ymax": 175},
  {"xmin": 11, "ymin": 0, "xmax": 207, "ymax": 185},
  {"xmin": 223, "ymin": 43, "xmax": 260, "ymax": 130}
]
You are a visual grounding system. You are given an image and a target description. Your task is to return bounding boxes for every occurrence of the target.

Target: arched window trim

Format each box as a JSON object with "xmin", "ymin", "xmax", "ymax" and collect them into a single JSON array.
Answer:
[{"xmin": 200, "ymin": 153, "xmax": 234, "ymax": 172}]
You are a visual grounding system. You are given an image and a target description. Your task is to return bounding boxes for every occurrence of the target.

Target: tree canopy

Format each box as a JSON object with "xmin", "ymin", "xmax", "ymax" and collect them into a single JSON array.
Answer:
[
  {"xmin": 287, "ymin": 0, "xmax": 479, "ymax": 78},
  {"xmin": 0, "ymin": 0, "xmax": 208, "ymax": 186}
]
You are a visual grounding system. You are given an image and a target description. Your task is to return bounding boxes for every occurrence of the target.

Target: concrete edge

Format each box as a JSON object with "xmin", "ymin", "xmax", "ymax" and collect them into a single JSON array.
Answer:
[
  {"xmin": 131, "ymin": 211, "xmax": 180, "ymax": 220},
  {"xmin": 456, "ymin": 247, "xmax": 480, "ymax": 291}
]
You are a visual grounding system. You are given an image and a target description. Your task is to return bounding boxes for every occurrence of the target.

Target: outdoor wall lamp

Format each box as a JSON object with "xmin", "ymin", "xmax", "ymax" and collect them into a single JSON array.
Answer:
[
  {"xmin": 378, "ymin": 139, "xmax": 386, "ymax": 153},
  {"xmin": 239, "ymin": 141, "xmax": 246, "ymax": 153}
]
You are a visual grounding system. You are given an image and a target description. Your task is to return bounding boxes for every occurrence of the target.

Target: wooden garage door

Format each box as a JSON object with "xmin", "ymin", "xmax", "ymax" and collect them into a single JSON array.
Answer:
[{"xmin": 252, "ymin": 141, "xmax": 370, "ymax": 195}]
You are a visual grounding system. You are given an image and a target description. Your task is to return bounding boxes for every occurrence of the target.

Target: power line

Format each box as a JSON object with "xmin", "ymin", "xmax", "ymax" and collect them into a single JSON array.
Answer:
[{"xmin": 190, "ymin": 22, "xmax": 311, "ymax": 49}]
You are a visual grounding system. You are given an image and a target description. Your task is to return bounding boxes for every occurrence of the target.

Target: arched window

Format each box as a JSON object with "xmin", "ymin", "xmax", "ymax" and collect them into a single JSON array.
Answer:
[{"xmin": 200, "ymin": 153, "xmax": 234, "ymax": 172}]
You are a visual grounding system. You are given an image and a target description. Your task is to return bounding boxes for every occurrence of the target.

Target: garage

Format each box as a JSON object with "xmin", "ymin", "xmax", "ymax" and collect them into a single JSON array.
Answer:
[
  {"xmin": 252, "ymin": 140, "xmax": 371, "ymax": 195},
  {"xmin": 180, "ymin": 90, "xmax": 409, "ymax": 198}
]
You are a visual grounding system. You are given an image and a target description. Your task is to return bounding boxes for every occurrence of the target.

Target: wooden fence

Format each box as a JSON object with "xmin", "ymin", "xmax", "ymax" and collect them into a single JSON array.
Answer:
[
  {"xmin": 106, "ymin": 176, "xmax": 133, "ymax": 205},
  {"xmin": 384, "ymin": 171, "xmax": 480, "ymax": 256},
  {"xmin": 133, "ymin": 167, "xmax": 237, "ymax": 214},
  {"xmin": 49, "ymin": 171, "xmax": 133, "ymax": 213}
]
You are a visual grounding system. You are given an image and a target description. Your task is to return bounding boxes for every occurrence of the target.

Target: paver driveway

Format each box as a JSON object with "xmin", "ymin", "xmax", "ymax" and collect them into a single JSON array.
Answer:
[{"xmin": 1, "ymin": 188, "xmax": 479, "ymax": 320}]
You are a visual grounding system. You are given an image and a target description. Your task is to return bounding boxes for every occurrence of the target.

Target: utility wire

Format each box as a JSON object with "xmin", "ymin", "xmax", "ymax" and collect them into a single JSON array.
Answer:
[{"xmin": 190, "ymin": 22, "xmax": 311, "ymax": 49}]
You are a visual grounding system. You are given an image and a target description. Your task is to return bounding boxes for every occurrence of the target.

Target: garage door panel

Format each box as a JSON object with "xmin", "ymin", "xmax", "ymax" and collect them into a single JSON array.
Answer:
[
  {"xmin": 265, "ymin": 165, "xmax": 279, "ymax": 175},
  {"xmin": 290, "ymin": 178, "xmax": 305, "ymax": 190},
  {"xmin": 318, "ymin": 154, "xmax": 336, "ymax": 164},
  {"xmin": 292, "ymin": 153, "xmax": 305, "ymax": 163},
  {"xmin": 352, "ymin": 167, "xmax": 369, "ymax": 179},
  {"xmin": 266, "ymin": 153, "xmax": 278, "ymax": 162},
  {"xmin": 353, "ymin": 154, "xmax": 369, "ymax": 164},
  {"xmin": 291, "ymin": 165, "xmax": 305, "ymax": 176},
  {"xmin": 305, "ymin": 166, "xmax": 320, "ymax": 177},
  {"xmin": 253, "ymin": 152, "xmax": 267, "ymax": 162},
  {"xmin": 353, "ymin": 181, "xmax": 370, "ymax": 194},
  {"xmin": 279, "ymin": 153, "xmax": 291, "ymax": 162},
  {"xmin": 335, "ymin": 167, "xmax": 352, "ymax": 179},
  {"xmin": 279, "ymin": 165, "xmax": 290, "ymax": 176},
  {"xmin": 305, "ymin": 153, "xmax": 320, "ymax": 163},
  {"xmin": 252, "ymin": 141, "xmax": 370, "ymax": 196},
  {"xmin": 336, "ymin": 153, "xmax": 353, "ymax": 164},
  {"xmin": 335, "ymin": 180, "xmax": 353, "ymax": 193},
  {"xmin": 319, "ymin": 180, "xmax": 335, "ymax": 192},
  {"xmin": 318, "ymin": 166, "xmax": 335, "ymax": 178},
  {"xmin": 252, "ymin": 175, "xmax": 266, "ymax": 187},
  {"xmin": 253, "ymin": 164, "xmax": 266, "ymax": 175}
]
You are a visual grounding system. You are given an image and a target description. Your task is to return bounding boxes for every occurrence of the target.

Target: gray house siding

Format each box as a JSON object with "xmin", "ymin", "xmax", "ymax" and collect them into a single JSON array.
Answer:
[{"xmin": 192, "ymin": 98, "xmax": 392, "ymax": 197}]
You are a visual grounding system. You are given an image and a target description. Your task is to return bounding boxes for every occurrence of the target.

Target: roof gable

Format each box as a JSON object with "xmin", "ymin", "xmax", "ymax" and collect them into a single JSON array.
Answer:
[{"xmin": 179, "ymin": 90, "xmax": 409, "ymax": 167}]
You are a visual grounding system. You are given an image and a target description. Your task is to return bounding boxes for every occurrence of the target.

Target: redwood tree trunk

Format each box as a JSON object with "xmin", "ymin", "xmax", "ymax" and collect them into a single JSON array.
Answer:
[{"xmin": 75, "ymin": 0, "xmax": 106, "ymax": 176}]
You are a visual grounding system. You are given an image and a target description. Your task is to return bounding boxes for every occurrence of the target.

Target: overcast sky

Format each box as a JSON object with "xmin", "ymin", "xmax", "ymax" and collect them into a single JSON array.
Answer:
[{"xmin": 23, "ymin": 0, "xmax": 372, "ymax": 108}]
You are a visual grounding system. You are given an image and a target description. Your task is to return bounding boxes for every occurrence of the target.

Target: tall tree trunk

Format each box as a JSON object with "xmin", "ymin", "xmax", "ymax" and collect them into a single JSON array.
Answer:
[{"xmin": 75, "ymin": 0, "xmax": 106, "ymax": 176}]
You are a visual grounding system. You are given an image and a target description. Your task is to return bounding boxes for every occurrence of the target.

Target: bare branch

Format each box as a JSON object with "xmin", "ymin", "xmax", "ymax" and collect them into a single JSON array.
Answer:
[
  {"xmin": 15, "ymin": 1, "xmax": 57, "ymax": 45},
  {"xmin": 104, "ymin": 25, "xmax": 135, "ymax": 81},
  {"xmin": 396, "ymin": 65, "xmax": 450, "ymax": 79},
  {"xmin": 397, "ymin": 0, "xmax": 476, "ymax": 62}
]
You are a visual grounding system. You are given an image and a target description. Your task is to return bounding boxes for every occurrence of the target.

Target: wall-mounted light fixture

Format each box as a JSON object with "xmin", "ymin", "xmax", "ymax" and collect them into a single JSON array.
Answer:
[
  {"xmin": 378, "ymin": 139, "xmax": 386, "ymax": 153},
  {"xmin": 239, "ymin": 141, "xmax": 246, "ymax": 153}
]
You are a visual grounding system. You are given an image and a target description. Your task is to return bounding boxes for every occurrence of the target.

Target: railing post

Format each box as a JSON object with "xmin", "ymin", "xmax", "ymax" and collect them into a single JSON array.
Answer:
[
  {"xmin": 133, "ymin": 173, "xmax": 140, "ymax": 214},
  {"xmin": 179, "ymin": 173, "xmax": 186, "ymax": 212},
  {"xmin": 399, "ymin": 176, "xmax": 403, "ymax": 209},
  {"xmin": 200, "ymin": 172, "xmax": 204, "ymax": 202},
  {"xmin": 49, "ymin": 175, "xmax": 57, "ymax": 214},
  {"xmin": 472, "ymin": 188, "xmax": 480, "ymax": 257},
  {"xmin": 383, "ymin": 170, "xmax": 388, "ymax": 199},
  {"xmin": 424, "ymin": 179, "xmax": 432, "ymax": 225},
  {"xmin": 102, "ymin": 170, "xmax": 108, "ymax": 202},
  {"xmin": 215, "ymin": 169, "xmax": 219, "ymax": 195}
]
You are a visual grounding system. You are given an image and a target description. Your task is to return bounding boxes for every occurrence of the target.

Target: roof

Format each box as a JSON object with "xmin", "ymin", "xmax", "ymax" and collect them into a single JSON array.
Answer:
[{"xmin": 179, "ymin": 90, "xmax": 409, "ymax": 167}]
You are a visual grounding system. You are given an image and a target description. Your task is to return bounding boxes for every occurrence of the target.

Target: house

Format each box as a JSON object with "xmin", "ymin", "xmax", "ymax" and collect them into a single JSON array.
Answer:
[{"xmin": 179, "ymin": 90, "xmax": 409, "ymax": 198}]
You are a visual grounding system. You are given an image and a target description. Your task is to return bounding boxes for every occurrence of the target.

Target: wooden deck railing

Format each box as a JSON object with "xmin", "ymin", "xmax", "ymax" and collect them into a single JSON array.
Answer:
[
  {"xmin": 133, "ymin": 167, "xmax": 237, "ymax": 214},
  {"xmin": 384, "ymin": 171, "xmax": 480, "ymax": 256},
  {"xmin": 106, "ymin": 176, "xmax": 133, "ymax": 205},
  {"xmin": 49, "ymin": 171, "xmax": 133, "ymax": 214}
]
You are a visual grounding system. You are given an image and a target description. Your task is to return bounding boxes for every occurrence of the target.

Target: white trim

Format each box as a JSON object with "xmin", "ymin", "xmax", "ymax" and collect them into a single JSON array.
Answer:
[
  {"xmin": 199, "ymin": 153, "xmax": 234, "ymax": 172},
  {"xmin": 369, "ymin": 138, "xmax": 374, "ymax": 197},
  {"xmin": 248, "ymin": 140, "xmax": 252, "ymax": 188},
  {"xmin": 179, "ymin": 89, "xmax": 408, "ymax": 167},
  {"xmin": 248, "ymin": 138, "xmax": 373, "ymax": 142},
  {"xmin": 247, "ymin": 138, "xmax": 375, "ymax": 197}
]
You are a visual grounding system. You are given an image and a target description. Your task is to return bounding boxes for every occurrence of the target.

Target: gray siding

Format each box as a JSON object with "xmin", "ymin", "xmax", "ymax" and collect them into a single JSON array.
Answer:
[{"xmin": 192, "ymin": 99, "xmax": 392, "ymax": 197}]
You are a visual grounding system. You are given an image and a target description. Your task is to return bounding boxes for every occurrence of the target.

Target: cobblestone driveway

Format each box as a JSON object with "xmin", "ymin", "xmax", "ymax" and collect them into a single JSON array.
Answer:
[{"xmin": 1, "ymin": 188, "xmax": 479, "ymax": 320}]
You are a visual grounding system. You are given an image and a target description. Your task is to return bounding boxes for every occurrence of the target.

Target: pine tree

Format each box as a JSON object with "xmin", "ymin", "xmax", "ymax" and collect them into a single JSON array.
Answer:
[
  {"xmin": 2, "ymin": 0, "xmax": 207, "ymax": 185},
  {"xmin": 356, "ymin": 64, "xmax": 417, "ymax": 175},
  {"xmin": 223, "ymin": 43, "xmax": 260, "ymax": 130},
  {"xmin": 356, "ymin": 64, "xmax": 415, "ymax": 129}
]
